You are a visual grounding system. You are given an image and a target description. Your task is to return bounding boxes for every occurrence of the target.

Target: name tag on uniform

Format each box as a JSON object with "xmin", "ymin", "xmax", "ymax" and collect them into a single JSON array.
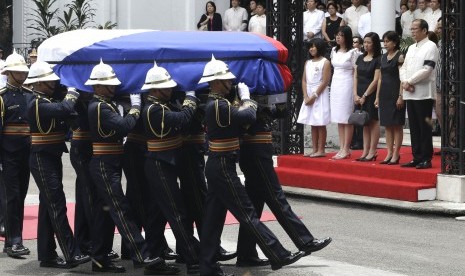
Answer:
[{"xmin": 7, "ymin": 104, "xmax": 20, "ymax": 110}]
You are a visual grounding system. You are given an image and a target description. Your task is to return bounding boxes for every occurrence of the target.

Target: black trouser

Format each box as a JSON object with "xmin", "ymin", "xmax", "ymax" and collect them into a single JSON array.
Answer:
[
  {"xmin": 70, "ymin": 144, "xmax": 115, "ymax": 257},
  {"xmin": 237, "ymin": 153, "xmax": 314, "ymax": 258},
  {"xmin": 178, "ymin": 145, "xmax": 207, "ymax": 236},
  {"xmin": 2, "ymin": 147, "xmax": 30, "ymax": 247},
  {"xmin": 200, "ymin": 155, "xmax": 290, "ymax": 275},
  {"xmin": 89, "ymin": 155, "xmax": 149, "ymax": 263},
  {"xmin": 122, "ymin": 142, "xmax": 168, "ymax": 258},
  {"xmin": 145, "ymin": 158, "xmax": 200, "ymax": 266},
  {"xmin": 30, "ymin": 152, "xmax": 78, "ymax": 262},
  {"xmin": 406, "ymin": 99, "xmax": 434, "ymax": 162}
]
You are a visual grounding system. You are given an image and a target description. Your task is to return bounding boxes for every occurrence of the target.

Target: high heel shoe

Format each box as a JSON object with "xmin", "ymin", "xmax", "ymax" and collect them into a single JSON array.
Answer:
[
  {"xmin": 379, "ymin": 156, "xmax": 392, "ymax": 164},
  {"xmin": 360, "ymin": 152, "xmax": 378, "ymax": 162},
  {"xmin": 388, "ymin": 156, "xmax": 400, "ymax": 165},
  {"xmin": 355, "ymin": 155, "xmax": 367, "ymax": 161},
  {"xmin": 334, "ymin": 151, "xmax": 351, "ymax": 160}
]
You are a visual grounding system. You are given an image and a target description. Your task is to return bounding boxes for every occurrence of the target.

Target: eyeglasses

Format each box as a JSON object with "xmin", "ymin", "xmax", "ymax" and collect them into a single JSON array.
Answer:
[{"xmin": 410, "ymin": 27, "xmax": 420, "ymax": 31}]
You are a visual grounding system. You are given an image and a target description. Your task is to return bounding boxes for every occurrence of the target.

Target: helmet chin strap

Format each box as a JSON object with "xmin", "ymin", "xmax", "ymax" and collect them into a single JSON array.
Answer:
[{"xmin": 10, "ymin": 73, "xmax": 24, "ymax": 87}]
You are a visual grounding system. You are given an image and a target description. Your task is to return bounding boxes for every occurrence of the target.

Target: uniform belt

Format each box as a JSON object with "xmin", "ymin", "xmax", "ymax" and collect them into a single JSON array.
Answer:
[
  {"xmin": 127, "ymin": 133, "xmax": 147, "ymax": 144},
  {"xmin": 182, "ymin": 133, "xmax": 205, "ymax": 144},
  {"xmin": 242, "ymin": 132, "xmax": 272, "ymax": 144},
  {"xmin": 31, "ymin": 132, "xmax": 65, "ymax": 145},
  {"xmin": 72, "ymin": 130, "xmax": 91, "ymax": 141},
  {"xmin": 3, "ymin": 123, "xmax": 30, "ymax": 136},
  {"xmin": 147, "ymin": 135, "xmax": 182, "ymax": 152},
  {"xmin": 209, "ymin": 138, "xmax": 240, "ymax": 152},
  {"xmin": 93, "ymin": 142, "xmax": 124, "ymax": 155}
]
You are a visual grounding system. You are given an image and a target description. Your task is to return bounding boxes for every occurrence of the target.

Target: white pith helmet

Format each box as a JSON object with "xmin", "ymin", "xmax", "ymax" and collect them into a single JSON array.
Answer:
[
  {"xmin": 1, "ymin": 49, "xmax": 29, "ymax": 75},
  {"xmin": 85, "ymin": 59, "xmax": 121, "ymax": 86},
  {"xmin": 141, "ymin": 61, "xmax": 177, "ymax": 90},
  {"xmin": 198, "ymin": 54, "xmax": 236, "ymax": 84},
  {"xmin": 23, "ymin": 61, "xmax": 60, "ymax": 85}
]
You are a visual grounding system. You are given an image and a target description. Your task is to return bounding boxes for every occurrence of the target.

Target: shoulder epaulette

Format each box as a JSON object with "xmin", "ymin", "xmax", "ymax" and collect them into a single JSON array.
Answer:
[
  {"xmin": 0, "ymin": 86, "xmax": 6, "ymax": 95},
  {"xmin": 21, "ymin": 86, "xmax": 34, "ymax": 94}
]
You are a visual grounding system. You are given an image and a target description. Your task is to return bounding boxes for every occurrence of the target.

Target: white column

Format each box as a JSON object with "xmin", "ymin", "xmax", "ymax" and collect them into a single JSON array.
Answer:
[{"xmin": 371, "ymin": 0, "xmax": 396, "ymax": 37}]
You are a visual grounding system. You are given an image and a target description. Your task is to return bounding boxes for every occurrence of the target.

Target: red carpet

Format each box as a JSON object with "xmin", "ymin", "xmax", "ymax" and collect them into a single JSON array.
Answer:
[
  {"xmin": 0, "ymin": 204, "xmax": 277, "ymax": 241},
  {"xmin": 276, "ymin": 147, "xmax": 439, "ymax": 202}
]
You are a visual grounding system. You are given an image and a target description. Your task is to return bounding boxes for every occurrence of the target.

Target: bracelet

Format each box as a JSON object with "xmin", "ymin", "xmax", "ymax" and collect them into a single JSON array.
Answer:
[
  {"xmin": 363, "ymin": 92, "xmax": 368, "ymax": 98},
  {"xmin": 312, "ymin": 92, "xmax": 319, "ymax": 98}
]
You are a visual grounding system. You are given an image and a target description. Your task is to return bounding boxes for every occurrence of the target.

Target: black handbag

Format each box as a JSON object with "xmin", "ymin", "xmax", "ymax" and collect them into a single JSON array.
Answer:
[{"xmin": 348, "ymin": 105, "xmax": 370, "ymax": 126}]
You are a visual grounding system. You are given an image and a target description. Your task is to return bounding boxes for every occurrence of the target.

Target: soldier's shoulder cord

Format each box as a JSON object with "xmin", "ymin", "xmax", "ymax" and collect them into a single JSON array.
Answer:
[
  {"xmin": 0, "ymin": 86, "xmax": 6, "ymax": 95},
  {"xmin": 21, "ymin": 86, "xmax": 34, "ymax": 94},
  {"xmin": 0, "ymin": 88, "xmax": 4, "ymax": 125},
  {"xmin": 97, "ymin": 102, "xmax": 116, "ymax": 138},
  {"xmin": 146, "ymin": 103, "xmax": 171, "ymax": 138},
  {"xmin": 35, "ymin": 97, "xmax": 55, "ymax": 134},
  {"xmin": 214, "ymin": 98, "xmax": 231, "ymax": 128}
]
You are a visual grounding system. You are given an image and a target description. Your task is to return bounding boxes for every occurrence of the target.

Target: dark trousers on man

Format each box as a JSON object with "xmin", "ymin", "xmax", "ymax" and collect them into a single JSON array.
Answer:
[
  {"xmin": 144, "ymin": 158, "xmax": 200, "ymax": 265},
  {"xmin": 89, "ymin": 155, "xmax": 149, "ymax": 264},
  {"xmin": 406, "ymin": 99, "xmax": 434, "ymax": 162},
  {"xmin": 2, "ymin": 148, "xmax": 30, "ymax": 245},
  {"xmin": 237, "ymin": 154, "xmax": 314, "ymax": 258},
  {"xmin": 30, "ymin": 152, "xmax": 78, "ymax": 262},
  {"xmin": 200, "ymin": 155, "xmax": 291, "ymax": 275},
  {"xmin": 122, "ymin": 142, "xmax": 168, "ymax": 258}
]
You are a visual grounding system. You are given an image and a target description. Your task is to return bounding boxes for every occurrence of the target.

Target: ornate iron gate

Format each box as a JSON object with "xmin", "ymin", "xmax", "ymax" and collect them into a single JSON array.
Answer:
[
  {"xmin": 267, "ymin": 0, "xmax": 305, "ymax": 155},
  {"xmin": 442, "ymin": 0, "xmax": 465, "ymax": 174}
]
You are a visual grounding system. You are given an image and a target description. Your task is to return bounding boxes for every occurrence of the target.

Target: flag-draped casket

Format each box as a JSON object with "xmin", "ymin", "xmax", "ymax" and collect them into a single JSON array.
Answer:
[{"xmin": 38, "ymin": 29, "xmax": 292, "ymax": 95}]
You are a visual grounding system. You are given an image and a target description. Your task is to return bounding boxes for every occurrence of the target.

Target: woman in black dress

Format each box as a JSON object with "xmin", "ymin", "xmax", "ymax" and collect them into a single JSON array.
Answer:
[
  {"xmin": 375, "ymin": 31, "xmax": 405, "ymax": 165},
  {"xmin": 353, "ymin": 32, "xmax": 382, "ymax": 162},
  {"xmin": 197, "ymin": 1, "xmax": 222, "ymax": 31},
  {"xmin": 322, "ymin": 2, "xmax": 344, "ymax": 48}
]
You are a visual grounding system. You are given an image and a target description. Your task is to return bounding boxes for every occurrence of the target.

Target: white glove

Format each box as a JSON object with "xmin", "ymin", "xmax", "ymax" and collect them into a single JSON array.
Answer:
[
  {"xmin": 130, "ymin": 93, "xmax": 141, "ymax": 107},
  {"xmin": 185, "ymin": 91, "xmax": 196, "ymax": 97},
  {"xmin": 237, "ymin": 82, "xmax": 250, "ymax": 100}
]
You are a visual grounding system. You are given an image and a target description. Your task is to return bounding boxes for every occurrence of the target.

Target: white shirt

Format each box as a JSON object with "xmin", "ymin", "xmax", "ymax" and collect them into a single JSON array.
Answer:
[
  {"xmin": 342, "ymin": 5, "xmax": 369, "ymax": 37},
  {"xmin": 248, "ymin": 14, "xmax": 266, "ymax": 35},
  {"xmin": 303, "ymin": 9, "xmax": 325, "ymax": 40},
  {"xmin": 401, "ymin": 10, "xmax": 415, "ymax": 38},
  {"xmin": 425, "ymin": 9, "xmax": 442, "ymax": 31},
  {"xmin": 399, "ymin": 37, "xmax": 438, "ymax": 100},
  {"xmin": 357, "ymin": 12, "xmax": 371, "ymax": 38},
  {"xmin": 414, "ymin": 7, "xmax": 432, "ymax": 20},
  {"xmin": 223, "ymin": 6, "xmax": 248, "ymax": 31}
]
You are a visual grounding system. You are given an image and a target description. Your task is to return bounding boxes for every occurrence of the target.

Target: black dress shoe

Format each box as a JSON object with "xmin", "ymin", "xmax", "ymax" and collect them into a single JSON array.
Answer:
[
  {"xmin": 92, "ymin": 262, "xmax": 126, "ymax": 273},
  {"xmin": 70, "ymin": 254, "xmax": 91, "ymax": 266},
  {"xmin": 400, "ymin": 160, "xmax": 419, "ymax": 168},
  {"xmin": 186, "ymin": 263, "xmax": 199, "ymax": 274},
  {"xmin": 6, "ymin": 244, "xmax": 30, "ymax": 257},
  {"xmin": 300, "ymin": 237, "xmax": 332, "ymax": 256},
  {"xmin": 107, "ymin": 250, "xmax": 119, "ymax": 260},
  {"xmin": 236, "ymin": 256, "xmax": 270, "ymax": 267},
  {"xmin": 144, "ymin": 258, "xmax": 180, "ymax": 275},
  {"xmin": 0, "ymin": 223, "xmax": 5, "ymax": 237},
  {"xmin": 162, "ymin": 247, "xmax": 179, "ymax": 261},
  {"xmin": 134, "ymin": 257, "xmax": 157, "ymax": 269},
  {"xmin": 270, "ymin": 251, "xmax": 305, "ymax": 271},
  {"xmin": 40, "ymin": 257, "xmax": 77, "ymax": 269},
  {"xmin": 416, "ymin": 160, "xmax": 432, "ymax": 169},
  {"xmin": 217, "ymin": 249, "xmax": 237, "ymax": 261}
]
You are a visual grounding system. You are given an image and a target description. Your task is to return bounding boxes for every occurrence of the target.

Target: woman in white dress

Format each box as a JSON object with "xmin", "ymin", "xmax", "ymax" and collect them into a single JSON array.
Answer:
[
  {"xmin": 330, "ymin": 26, "xmax": 358, "ymax": 159},
  {"xmin": 298, "ymin": 38, "xmax": 331, "ymax": 157}
]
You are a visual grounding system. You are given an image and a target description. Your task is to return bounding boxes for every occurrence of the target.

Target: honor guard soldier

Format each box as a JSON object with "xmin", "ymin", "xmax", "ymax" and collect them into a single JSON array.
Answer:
[
  {"xmin": 25, "ymin": 61, "xmax": 91, "ymax": 268},
  {"xmin": 141, "ymin": 62, "xmax": 201, "ymax": 274},
  {"xmin": 86, "ymin": 60, "xmax": 179, "ymax": 275},
  {"xmin": 69, "ymin": 91, "xmax": 118, "ymax": 260},
  {"xmin": 119, "ymin": 94, "xmax": 175, "ymax": 262},
  {"xmin": 0, "ymin": 49, "xmax": 31, "ymax": 257},
  {"xmin": 177, "ymin": 91, "xmax": 237, "ymax": 263},
  {"xmin": 199, "ymin": 55, "xmax": 304, "ymax": 276},
  {"xmin": 236, "ymin": 103, "xmax": 332, "ymax": 267}
]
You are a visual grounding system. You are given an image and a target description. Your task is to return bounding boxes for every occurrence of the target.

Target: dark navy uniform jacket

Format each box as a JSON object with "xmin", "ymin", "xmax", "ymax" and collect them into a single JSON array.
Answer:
[
  {"xmin": 241, "ymin": 104, "xmax": 287, "ymax": 159},
  {"xmin": 27, "ymin": 90, "xmax": 78, "ymax": 155},
  {"xmin": 70, "ymin": 99, "xmax": 92, "ymax": 158},
  {"xmin": 87, "ymin": 95, "xmax": 138, "ymax": 163},
  {"xmin": 204, "ymin": 93, "xmax": 257, "ymax": 157},
  {"xmin": 0, "ymin": 84, "xmax": 31, "ymax": 154},
  {"xmin": 142, "ymin": 95, "xmax": 197, "ymax": 166}
]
